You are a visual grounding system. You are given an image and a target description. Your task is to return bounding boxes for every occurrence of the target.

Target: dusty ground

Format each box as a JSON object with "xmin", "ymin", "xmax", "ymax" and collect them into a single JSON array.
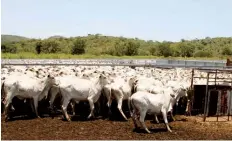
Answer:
[{"xmin": 2, "ymin": 114, "xmax": 232, "ymax": 140}]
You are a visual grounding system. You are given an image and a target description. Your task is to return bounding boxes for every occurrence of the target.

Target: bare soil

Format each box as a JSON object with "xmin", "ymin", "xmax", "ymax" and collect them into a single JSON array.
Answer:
[{"xmin": 2, "ymin": 115, "xmax": 232, "ymax": 140}]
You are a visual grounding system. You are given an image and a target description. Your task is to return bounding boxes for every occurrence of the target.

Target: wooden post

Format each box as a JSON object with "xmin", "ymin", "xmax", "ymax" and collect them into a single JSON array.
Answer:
[
  {"xmin": 216, "ymin": 90, "xmax": 221, "ymax": 122},
  {"xmin": 203, "ymin": 72, "xmax": 210, "ymax": 122},
  {"xmin": 215, "ymin": 69, "xmax": 217, "ymax": 89},
  {"xmin": 206, "ymin": 90, "xmax": 211, "ymax": 117},
  {"xmin": 228, "ymin": 90, "xmax": 232, "ymax": 121},
  {"xmin": 189, "ymin": 69, "xmax": 195, "ymax": 116},
  {"xmin": 191, "ymin": 69, "xmax": 194, "ymax": 89}
]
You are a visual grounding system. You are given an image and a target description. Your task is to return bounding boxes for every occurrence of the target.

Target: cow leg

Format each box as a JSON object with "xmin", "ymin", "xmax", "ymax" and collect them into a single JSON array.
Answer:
[
  {"xmin": 4, "ymin": 103, "xmax": 12, "ymax": 122},
  {"xmin": 170, "ymin": 111, "xmax": 176, "ymax": 121},
  {"xmin": 70, "ymin": 100, "xmax": 76, "ymax": 116},
  {"xmin": 4, "ymin": 87, "xmax": 15, "ymax": 121},
  {"xmin": 114, "ymin": 90, "xmax": 127, "ymax": 120},
  {"xmin": 30, "ymin": 99, "xmax": 35, "ymax": 113},
  {"xmin": 87, "ymin": 97, "xmax": 95, "ymax": 119},
  {"xmin": 131, "ymin": 110, "xmax": 139, "ymax": 129},
  {"xmin": 96, "ymin": 100, "xmax": 101, "ymax": 116},
  {"xmin": 61, "ymin": 98, "xmax": 71, "ymax": 121},
  {"xmin": 161, "ymin": 108, "xmax": 172, "ymax": 132},
  {"xmin": 104, "ymin": 87, "xmax": 112, "ymax": 116},
  {"xmin": 107, "ymin": 98, "xmax": 112, "ymax": 116},
  {"xmin": 128, "ymin": 98, "xmax": 132, "ymax": 117},
  {"xmin": 10, "ymin": 104, "xmax": 15, "ymax": 111},
  {"xmin": 49, "ymin": 87, "xmax": 59, "ymax": 111},
  {"xmin": 139, "ymin": 110, "xmax": 150, "ymax": 133},
  {"xmin": 117, "ymin": 98, "xmax": 128, "ymax": 120},
  {"xmin": 154, "ymin": 114, "xmax": 160, "ymax": 123},
  {"xmin": 33, "ymin": 97, "xmax": 40, "ymax": 118}
]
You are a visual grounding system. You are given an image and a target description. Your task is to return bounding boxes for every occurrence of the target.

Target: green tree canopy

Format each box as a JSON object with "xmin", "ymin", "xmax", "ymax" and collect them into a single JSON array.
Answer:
[{"xmin": 71, "ymin": 38, "xmax": 86, "ymax": 55}]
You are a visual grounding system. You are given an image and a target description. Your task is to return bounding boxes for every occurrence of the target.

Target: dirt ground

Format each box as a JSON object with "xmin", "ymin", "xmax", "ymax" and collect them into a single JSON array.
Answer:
[{"xmin": 2, "ymin": 114, "xmax": 232, "ymax": 140}]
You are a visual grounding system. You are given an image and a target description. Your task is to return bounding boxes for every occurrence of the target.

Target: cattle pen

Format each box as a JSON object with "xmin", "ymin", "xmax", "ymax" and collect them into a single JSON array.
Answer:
[
  {"xmin": 1, "ymin": 58, "xmax": 232, "ymax": 140},
  {"xmin": 190, "ymin": 69, "xmax": 232, "ymax": 122}
]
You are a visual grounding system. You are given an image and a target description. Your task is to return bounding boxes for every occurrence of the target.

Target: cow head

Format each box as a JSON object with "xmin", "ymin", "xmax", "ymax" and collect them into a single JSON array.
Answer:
[
  {"xmin": 45, "ymin": 74, "xmax": 58, "ymax": 87},
  {"xmin": 99, "ymin": 73, "xmax": 109, "ymax": 86},
  {"xmin": 175, "ymin": 88, "xmax": 188, "ymax": 106}
]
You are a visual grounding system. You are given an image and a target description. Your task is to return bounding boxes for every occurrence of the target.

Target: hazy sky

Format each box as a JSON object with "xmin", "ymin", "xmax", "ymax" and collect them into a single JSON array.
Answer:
[{"xmin": 1, "ymin": 0, "xmax": 232, "ymax": 41}]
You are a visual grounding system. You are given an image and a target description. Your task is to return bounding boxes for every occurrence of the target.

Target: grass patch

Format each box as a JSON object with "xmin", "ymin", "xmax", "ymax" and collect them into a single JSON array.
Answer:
[{"xmin": 1, "ymin": 52, "xmax": 227, "ymax": 60}]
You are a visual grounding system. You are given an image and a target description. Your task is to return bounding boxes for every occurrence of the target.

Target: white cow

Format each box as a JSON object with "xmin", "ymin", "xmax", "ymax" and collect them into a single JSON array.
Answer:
[
  {"xmin": 3, "ymin": 74, "xmax": 57, "ymax": 121},
  {"xmin": 56, "ymin": 73, "xmax": 109, "ymax": 121},
  {"xmin": 104, "ymin": 76, "xmax": 136, "ymax": 120},
  {"xmin": 130, "ymin": 87, "xmax": 187, "ymax": 133}
]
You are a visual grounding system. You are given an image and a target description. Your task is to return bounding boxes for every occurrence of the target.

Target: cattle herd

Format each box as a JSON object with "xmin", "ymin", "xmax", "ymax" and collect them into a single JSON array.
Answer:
[{"xmin": 1, "ymin": 65, "xmax": 232, "ymax": 133}]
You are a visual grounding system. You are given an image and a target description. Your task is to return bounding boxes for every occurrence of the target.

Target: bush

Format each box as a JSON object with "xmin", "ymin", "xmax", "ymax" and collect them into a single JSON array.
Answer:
[
  {"xmin": 1, "ymin": 43, "xmax": 18, "ymax": 53},
  {"xmin": 193, "ymin": 50, "xmax": 212, "ymax": 57},
  {"xmin": 114, "ymin": 41, "xmax": 126, "ymax": 56},
  {"xmin": 221, "ymin": 46, "xmax": 232, "ymax": 55},
  {"xmin": 71, "ymin": 39, "xmax": 86, "ymax": 55},
  {"xmin": 35, "ymin": 41, "xmax": 42, "ymax": 54},
  {"xmin": 41, "ymin": 40, "xmax": 61, "ymax": 53},
  {"xmin": 157, "ymin": 42, "xmax": 172, "ymax": 57},
  {"xmin": 124, "ymin": 41, "xmax": 139, "ymax": 56}
]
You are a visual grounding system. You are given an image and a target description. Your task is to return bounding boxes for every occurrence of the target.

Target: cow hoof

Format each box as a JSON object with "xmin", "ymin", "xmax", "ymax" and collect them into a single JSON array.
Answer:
[
  {"xmin": 87, "ymin": 115, "xmax": 94, "ymax": 119},
  {"xmin": 57, "ymin": 117, "xmax": 61, "ymax": 119},
  {"xmin": 124, "ymin": 118, "xmax": 128, "ymax": 121}
]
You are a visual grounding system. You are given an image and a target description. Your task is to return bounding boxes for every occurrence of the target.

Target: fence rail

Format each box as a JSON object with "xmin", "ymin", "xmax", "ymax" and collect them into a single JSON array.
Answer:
[{"xmin": 1, "ymin": 59, "xmax": 232, "ymax": 70}]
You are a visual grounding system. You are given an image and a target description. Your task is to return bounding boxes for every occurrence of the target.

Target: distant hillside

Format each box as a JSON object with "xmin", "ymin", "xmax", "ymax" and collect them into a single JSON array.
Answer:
[
  {"xmin": 48, "ymin": 35, "xmax": 66, "ymax": 39},
  {"xmin": 1, "ymin": 34, "xmax": 30, "ymax": 43}
]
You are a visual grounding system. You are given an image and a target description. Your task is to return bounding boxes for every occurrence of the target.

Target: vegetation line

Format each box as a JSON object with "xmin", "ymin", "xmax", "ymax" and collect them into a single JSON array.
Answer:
[{"xmin": 1, "ymin": 34, "xmax": 232, "ymax": 59}]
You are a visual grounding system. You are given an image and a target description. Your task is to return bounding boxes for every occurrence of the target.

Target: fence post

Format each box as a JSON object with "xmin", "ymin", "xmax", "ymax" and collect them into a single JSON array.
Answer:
[
  {"xmin": 206, "ymin": 90, "xmax": 211, "ymax": 117},
  {"xmin": 203, "ymin": 72, "xmax": 210, "ymax": 122},
  {"xmin": 217, "ymin": 90, "xmax": 221, "ymax": 122},
  {"xmin": 191, "ymin": 69, "xmax": 194, "ymax": 89},
  {"xmin": 228, "ymin": 90, "xmax": 232, "ymax": 121}
]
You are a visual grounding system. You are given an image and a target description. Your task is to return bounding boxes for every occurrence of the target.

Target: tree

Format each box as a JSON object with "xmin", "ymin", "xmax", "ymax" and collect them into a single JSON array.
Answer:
[
  {"xmin": 175, "ymin": 42, "xmax": 195, "ymax": 57},
  {"xmin": 1, "ymin": 44, "xmax": 6, "ymax": 53},
  {"xmin": 41, "ymin": 39, "xmax": 61, "ymax": 53},
  {"xmin": 156, "ymin": 42, "xmax": 172, "ymax": 57},
  {"xmin": 222, "ymin": 46, "xmax": 232, "ymax": 55},
  {"xmin": 149, "ymin": 46, "xmax": 157, "ymax": 56},
  {"xmin": 114, "ymin": 41, "xmax": 126, "ymax": 56},
  {"xmin": 35, "ymin": 41, "xmax": 42, "ymax": 54},
  {"xmin": 71, "ymin": 39, "xmax": 86, "ymax": 55},
  {"xmin": 124, "ymin": 41, "xmax": 139, "ymax": 56},
  {"xmin": 1, "ymin": 43, "xmax": 17, "ymax": 53}
]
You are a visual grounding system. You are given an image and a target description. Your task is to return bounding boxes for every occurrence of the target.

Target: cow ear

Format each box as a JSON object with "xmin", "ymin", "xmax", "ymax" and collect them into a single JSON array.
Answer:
[{"xmin": 170, "ymin": 93, "xmax": 175, "ymax": 98}]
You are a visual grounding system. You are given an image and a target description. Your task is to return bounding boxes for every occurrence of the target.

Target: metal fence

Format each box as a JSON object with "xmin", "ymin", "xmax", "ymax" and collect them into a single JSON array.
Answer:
[{"xmin": 1, "ymin": 59, "xmax": 232, "ymax": 70}]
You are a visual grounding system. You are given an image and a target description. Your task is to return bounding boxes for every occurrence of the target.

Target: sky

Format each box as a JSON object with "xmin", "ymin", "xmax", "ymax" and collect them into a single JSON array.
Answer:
[{"xmin": 1, "ymin": 0, "xmax": 232, "ymax": 42}]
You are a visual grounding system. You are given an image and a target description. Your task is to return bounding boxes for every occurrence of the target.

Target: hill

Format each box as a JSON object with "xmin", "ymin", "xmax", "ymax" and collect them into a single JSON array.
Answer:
[
  {"xmin": 47, "ymin": 35, "xmax": 66, "ymax": 39},
  {"xmin": 1, "ymin": 34, "xmax": 30, "ymax": 43}
]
